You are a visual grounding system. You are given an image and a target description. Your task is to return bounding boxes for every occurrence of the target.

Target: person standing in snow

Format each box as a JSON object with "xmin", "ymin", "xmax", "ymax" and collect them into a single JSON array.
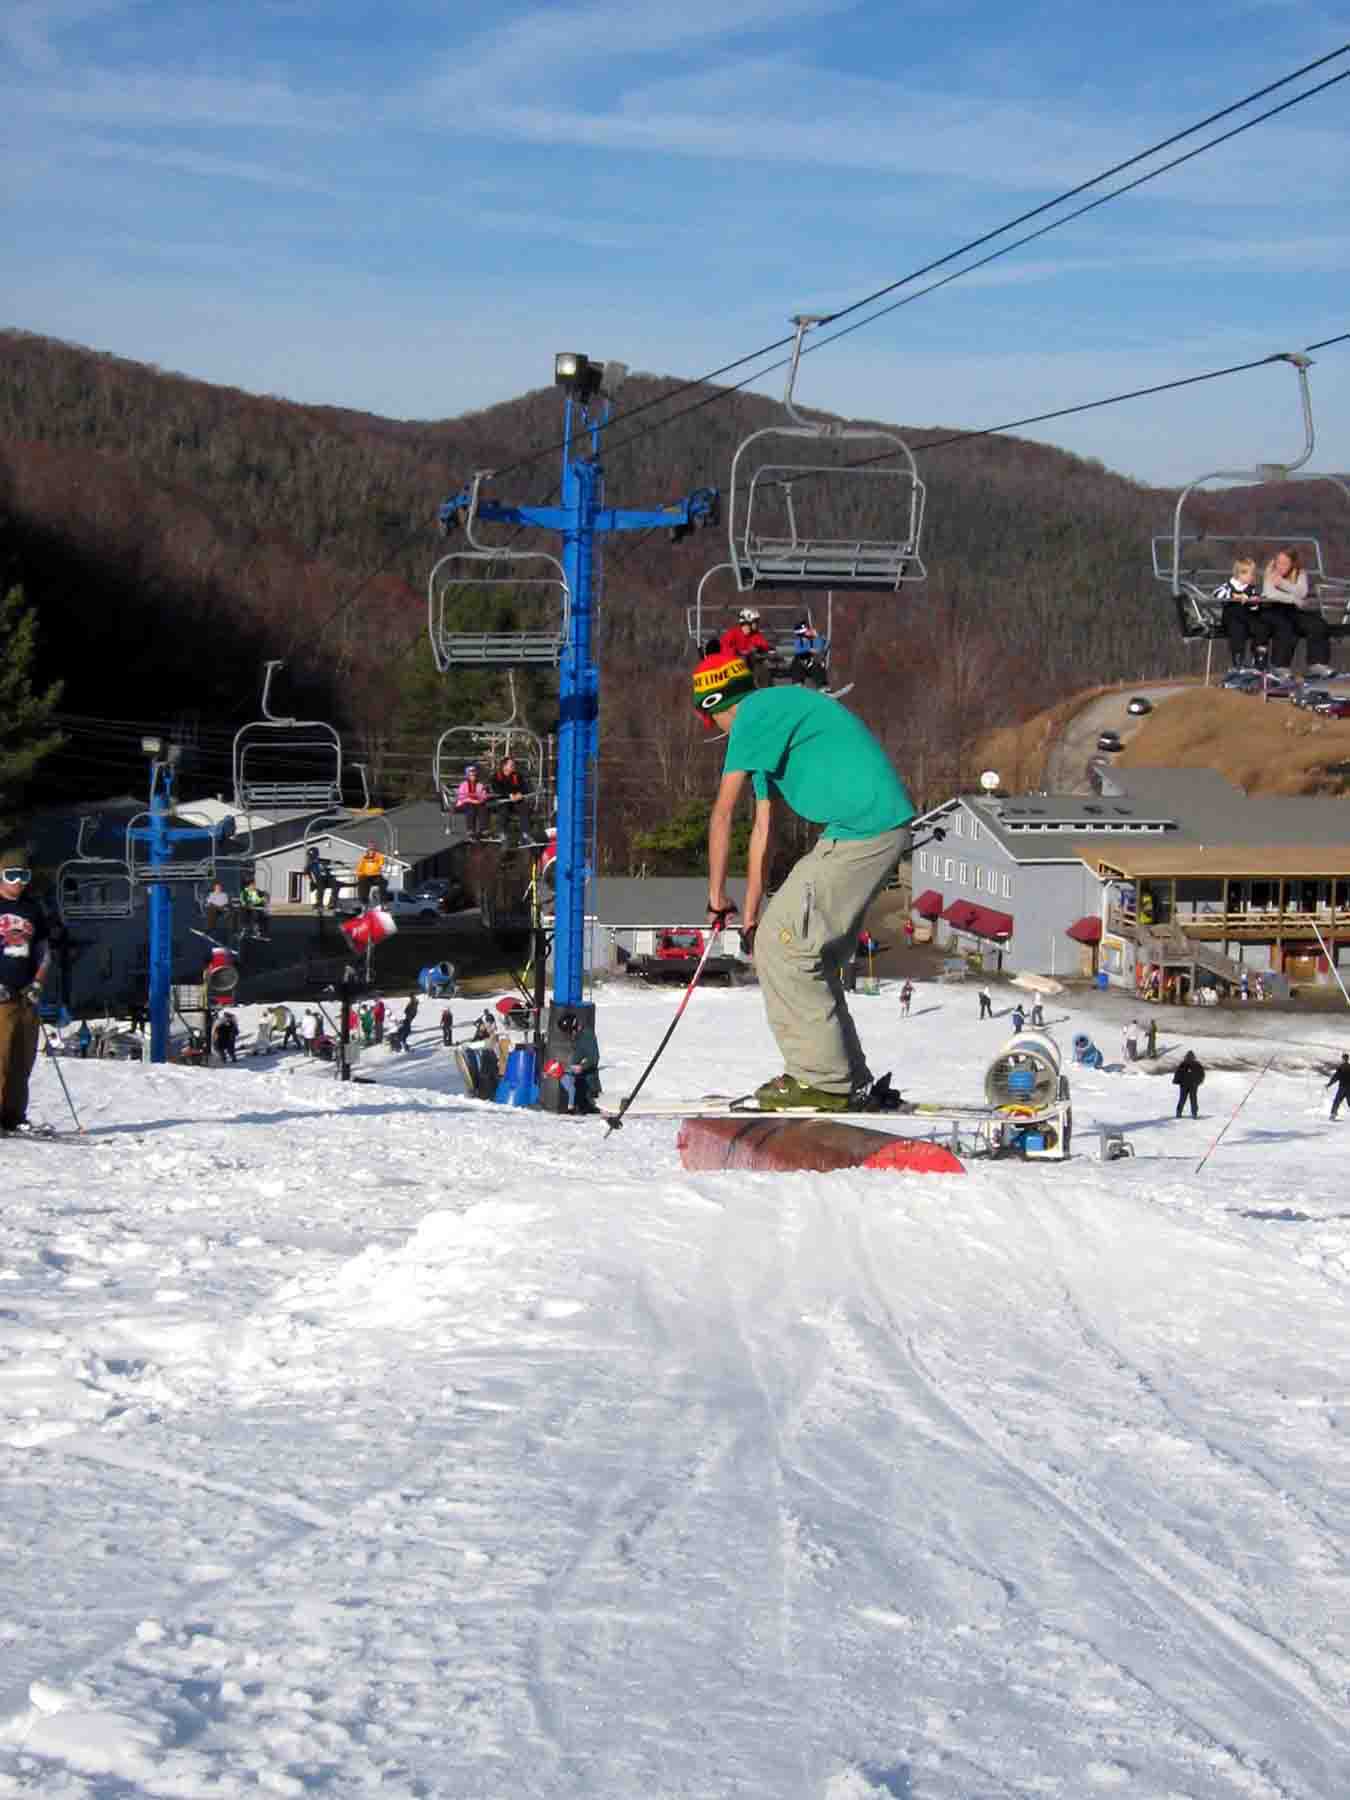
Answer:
[
  {"xmin": 697, "ymin": 649, "xmax": 915, "ymax": 1112},
  {"xmin": 1010, "ymin": 1004, "xmax": 1025, "ymax": 1035},
  {"xmin": 1145, "ymin": 1017, "xmax": 1158, "ymax": 1060},
  {"xmin": 0, "ymin": 856, "xmax": 50, "ymax": 1135},
  {"xmin": 1172, "ymin": 1050, "xmax": 1204, "ymax": 1117},
  {"xmin": 1326, "ymin": 1052, "xmax": 1350, "ymax": 1119},
  {"xmin": 554, "ymin": 1010, "xmax": 601, "ymax": 1114},
  {"xmin": 1123, "ymin": 1019, "xmax": 1139, "ymax": 1062},
  {"xmin": 440, "ymin": 1006, "xmax": 454, "ymax": 1048},
  {"xmin": 389, "ymin": 994, "xmax": 419, "ymax": 1052},
  {"xmin": 213, "ymin": 1011, "xmax": 239, "ymax": 1065},
  {"xmin": 900, "ymin": 981, "xmax": 914, "ymax": 1017},
  {"xmin": 372, "ymin": 997, "xmax": 386, "ymax": 1045},
  {"xmin": 301, "ymin": 1009, "xmax": 321, "ymax": 1056},
  {"xmin": 978, "ymin": 985, "xmax": 993, "ymax": 1020}
]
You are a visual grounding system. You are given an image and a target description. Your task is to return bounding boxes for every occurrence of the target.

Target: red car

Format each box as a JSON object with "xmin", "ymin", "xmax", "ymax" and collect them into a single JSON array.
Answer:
[
  {"xmin": 1316, "ymin": 698, "xmax": 1350, "ymax": 718},
  {"xmin": 657, "ymin": 928, "xmax": 705, "ymax": 960}
]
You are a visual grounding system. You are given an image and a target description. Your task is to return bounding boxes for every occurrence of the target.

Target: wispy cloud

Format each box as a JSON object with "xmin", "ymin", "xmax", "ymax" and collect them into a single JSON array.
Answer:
[
  {"xmin": 0, "ymin": 0, "xmax": 128, "ymax": 73},
  {"xmin": 65, "ymin": 133, "xmax": 341, "ymax": 193}
]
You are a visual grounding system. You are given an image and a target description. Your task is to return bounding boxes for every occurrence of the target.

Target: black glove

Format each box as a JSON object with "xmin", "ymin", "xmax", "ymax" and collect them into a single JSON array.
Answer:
[
  {"xmin": 707, "ymin": 899, "xmax": 738, "ymax": 928},
  {"xmin": 739, "ymin": 926, "xmax": 757, "ymax": 956}
]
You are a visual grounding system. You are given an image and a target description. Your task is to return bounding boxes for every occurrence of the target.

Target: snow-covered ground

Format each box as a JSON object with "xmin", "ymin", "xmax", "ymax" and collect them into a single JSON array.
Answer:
[{"xmin": 3, "ymin": 979, "xmax": 1348, "ymax": 1800}]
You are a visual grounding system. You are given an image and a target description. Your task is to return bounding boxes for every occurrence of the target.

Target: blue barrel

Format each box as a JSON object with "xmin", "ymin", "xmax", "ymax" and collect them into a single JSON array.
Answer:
[
  {"xmin": 495, "ymin": 1045, "xmax": 539, "ymax": 1107},
  {"xmin": 1095, "ymin": 971, "xmax": 1109, "ymax": 990},
  {"xmin": 1006, "ymin": 1067, "xmax": 1036, "ymax": 1096}
]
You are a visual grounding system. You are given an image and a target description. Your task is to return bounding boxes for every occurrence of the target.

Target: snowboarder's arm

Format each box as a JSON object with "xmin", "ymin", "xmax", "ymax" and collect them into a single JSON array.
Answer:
[
  {"xmin": 707, "ymin": 769, "xmax": 749, "ymax": 914},
  {"xmin": 742, "ymin": 795, "xmax": 774, "ymax": 929}
]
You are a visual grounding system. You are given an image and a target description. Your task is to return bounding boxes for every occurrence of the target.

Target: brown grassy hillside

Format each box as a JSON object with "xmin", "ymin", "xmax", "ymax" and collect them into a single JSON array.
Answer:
[
  {"xmin": 1117, "ymin": 689, "xmax": 1350, "ymax": 794},
  {"xmin": 978, "ymin": 685, "xmax": 1350, "ymax": 796}
]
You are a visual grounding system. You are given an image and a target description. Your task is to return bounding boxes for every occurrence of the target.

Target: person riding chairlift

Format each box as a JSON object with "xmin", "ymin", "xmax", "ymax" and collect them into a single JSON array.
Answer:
[{"xmin": 720, "ymin": 607, "xmax": 772, "ymax": 667}]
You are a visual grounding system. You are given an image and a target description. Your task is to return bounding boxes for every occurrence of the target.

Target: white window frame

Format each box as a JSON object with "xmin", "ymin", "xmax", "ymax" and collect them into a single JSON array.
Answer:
[
  {"xmin": 969, "ymin": 817, "xmax": 980, "ymax": 842},
  {"xmin": 1001, "ymin": 873, "xmax": 1013, "ymax": 900},
  {"xmin": 975, "ymin": 867, "xmax": 985, "ymax": 891},
  {"xmin": 959, "ymin": 861, "xmax": 968, "ymax": 887},
  {"xmin": 943, "ymin": 857, "xmax": 954, "ymax": 881},
  {"xmin": 916, "ymin": 849, "xmax": 926, "ymax": 873}
]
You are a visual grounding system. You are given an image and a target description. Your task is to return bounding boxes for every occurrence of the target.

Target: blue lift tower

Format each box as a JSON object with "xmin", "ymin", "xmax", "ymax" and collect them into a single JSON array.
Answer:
[
  {"xmin": 435, "ymin": 353, "xmax": 718, "ymax": 1110},
  {"xmin": 128, "ymin": 739, "xmax": 237, "ymax": 1066}
]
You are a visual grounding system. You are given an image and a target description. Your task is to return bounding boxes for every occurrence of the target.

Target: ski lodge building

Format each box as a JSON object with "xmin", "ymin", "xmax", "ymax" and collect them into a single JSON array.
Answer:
[{"xmin": 909, "ymin": 768, "xmax": 1350, "ymax": 999}]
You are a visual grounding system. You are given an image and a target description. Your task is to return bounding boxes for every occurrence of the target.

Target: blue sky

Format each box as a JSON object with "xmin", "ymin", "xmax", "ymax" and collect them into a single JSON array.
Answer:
[{"xmin": 3, "ymin": 1, "xmax": 1349, "ymax": 485}]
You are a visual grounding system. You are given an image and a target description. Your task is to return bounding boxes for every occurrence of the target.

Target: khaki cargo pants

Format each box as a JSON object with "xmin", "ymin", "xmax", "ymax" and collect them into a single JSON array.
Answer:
[
  {"xmin": 0, "ymin": 998, "xmax": 41, "ymax": 1129},
  {"xmin": 754, "ymin": 826, "xmax": 911, "ymax": 1096}
]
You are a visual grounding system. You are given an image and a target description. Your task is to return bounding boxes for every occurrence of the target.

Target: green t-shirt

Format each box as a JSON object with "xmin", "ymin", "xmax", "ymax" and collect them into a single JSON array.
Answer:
[{"xmin": 722, "ymin": 689, "xmax": 914, "ymax": 840}]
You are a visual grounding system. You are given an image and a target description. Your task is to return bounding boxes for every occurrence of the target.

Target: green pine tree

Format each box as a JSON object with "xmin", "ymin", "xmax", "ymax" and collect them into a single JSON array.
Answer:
[{"xmin": 0, "ymin": 585, "xmax": 64, "ymax": 837}]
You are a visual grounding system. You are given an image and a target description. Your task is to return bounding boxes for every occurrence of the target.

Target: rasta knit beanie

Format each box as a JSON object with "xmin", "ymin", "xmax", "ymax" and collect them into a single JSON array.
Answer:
[{"xmin": 691, "ymin": 649, "xmax": 756, "ymax": 719}]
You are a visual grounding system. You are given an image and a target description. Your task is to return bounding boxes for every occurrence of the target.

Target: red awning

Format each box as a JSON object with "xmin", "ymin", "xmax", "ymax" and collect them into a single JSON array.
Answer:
[
  {"xmin": 970, "ymin": 906, "xmax": 1013, "ymax": 939},
  {"xmin": 942, "ymin": 899, "xmax": 979, "ymax": 930},
  {"xmin": 1066, "ymin": 915, "xmax": 1103, "ymax": 944},
  {"xmin": 912, "ymin": 889, "xmax": 943, "ymax": 919}
]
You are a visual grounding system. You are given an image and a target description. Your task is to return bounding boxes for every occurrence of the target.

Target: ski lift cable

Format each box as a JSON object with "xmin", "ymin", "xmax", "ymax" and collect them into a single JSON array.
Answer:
[
  {"xmin": 815, "ymin": 56, "xmax": 1350, "ymax": 335},
  {"xmin": 287, "ymin": 47, "xmax": 1350, "ymax": 657},
  {"xmin": 808, "ymin": 65, "xmax": 1350, "ymax": 359},
  {"xmin": 596, "ymin": 62, "xmax": 1350, "ymax": 495},
  {"xmin": 481, "ymin": 43, "xmax": 1350, "ymax": 492},
  {"xmin": 369, "ymin": 326, "xmax": 1350, "ymax": 680}
]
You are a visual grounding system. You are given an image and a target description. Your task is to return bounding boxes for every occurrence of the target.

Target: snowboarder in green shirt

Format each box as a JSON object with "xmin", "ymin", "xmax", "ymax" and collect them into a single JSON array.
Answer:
[{"xmin": 694, "ymin": 648, "xmax": 915, "ymax": 1112}]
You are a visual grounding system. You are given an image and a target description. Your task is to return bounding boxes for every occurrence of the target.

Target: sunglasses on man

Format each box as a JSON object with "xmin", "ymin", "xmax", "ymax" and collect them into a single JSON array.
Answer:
[{"xmin": 1, "ymin": 867, "xmax": 32, "ymax": 884}]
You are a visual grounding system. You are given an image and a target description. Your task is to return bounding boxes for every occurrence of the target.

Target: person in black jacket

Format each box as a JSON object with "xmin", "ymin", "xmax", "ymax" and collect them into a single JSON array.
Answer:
[
  {"xmin": 0, "ymin": 855, "xmax": 50, "ymax": 1134},
  {"xmin": 1326, "ymin": 1052, "xmax": 1350, "ymax": 1119},
  {"xmin": 1172, "ymin": 1049, "xmax": 1204, "ymax": 1118},
  {"xmin": 213, "ymin": 1010, "xmax": 239, "ymax": 1065}
]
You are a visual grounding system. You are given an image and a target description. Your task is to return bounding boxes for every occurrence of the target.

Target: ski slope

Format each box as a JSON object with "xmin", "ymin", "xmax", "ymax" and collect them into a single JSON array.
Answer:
[{"xmin": 2, "ymin": 980, "xmax": 1348, "ymax": 1799}]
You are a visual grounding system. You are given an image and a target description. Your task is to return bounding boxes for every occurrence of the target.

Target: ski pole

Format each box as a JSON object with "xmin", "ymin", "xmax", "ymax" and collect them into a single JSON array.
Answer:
[
  {"xmin": 604, "ymin": 907, "xmax": 736, "ymax": 1136},
  {"xmin": 1195, "ymin": 1052, "xmax": 1275, "ymax": 1174},
  {"xmin": 38, "ymin": 1016, "xmax": 85, "ymax": 1134}
]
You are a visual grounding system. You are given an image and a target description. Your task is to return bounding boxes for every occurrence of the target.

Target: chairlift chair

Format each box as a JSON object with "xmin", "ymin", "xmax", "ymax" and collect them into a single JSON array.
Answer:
[
  {"xmin": 232, "ymin": 660, "xmax": 344, "ymax": 811},
  {"xmin": 428, "ymin": 473, "xmax": 571, "ymax": 670},
  {"xmin": 1152, "ymin": 353, "xmax": 1350, "ymax": 643},
  {"xmin": 57, "ymin": 817, "xmax": 138, "ymax": 920},
  {"xmin": 727, "ymin": 316, "xmax": 928, "ymax": 594},
  {"xmin": 688, "ymin": 564, "xmax": 835, "ymax": 679}
]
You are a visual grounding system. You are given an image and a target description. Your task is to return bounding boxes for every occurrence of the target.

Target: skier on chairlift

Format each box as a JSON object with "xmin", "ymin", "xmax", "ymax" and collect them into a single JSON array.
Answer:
[{"xmin": 721, "ymin": 607, "xmax": 773, "ymax": 672}]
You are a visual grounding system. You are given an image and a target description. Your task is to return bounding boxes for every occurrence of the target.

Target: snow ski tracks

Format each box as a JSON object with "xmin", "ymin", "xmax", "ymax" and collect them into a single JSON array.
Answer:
[{"xmin": 836, "ymin": 1175, "xmax": 1349, "ymax": 1799}]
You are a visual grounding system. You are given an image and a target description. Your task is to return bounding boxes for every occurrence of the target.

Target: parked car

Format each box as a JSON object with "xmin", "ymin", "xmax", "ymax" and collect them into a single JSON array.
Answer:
[
  {"xmin": 1221, "ymin": 670, "xmax": 1264, "ymax": 692},
  {"xmin": 1315, "ymin": 698, "xmax": 1350, "ymax": 719},
  {"xmin": 1096, "ymin": 730, "xmax": 1123, "ymax": 752},
  {"xmin": 1296, "ymin": 687, "xmax": 1335, "ymax": 711},
  {"xmin": 1259, "ymin": 676, "xmax": 1298, "ymax": 700},
  {"xmin": 337, "ymin": 889, "xmax": 441, "ymax": 923},
  {"xmin": 1126, "ymin": 695, "xmax": 1153, "ymax": 716},
  {"xmin": 410, "ymin": 877, "xmax": 466, "ymax": 911}
]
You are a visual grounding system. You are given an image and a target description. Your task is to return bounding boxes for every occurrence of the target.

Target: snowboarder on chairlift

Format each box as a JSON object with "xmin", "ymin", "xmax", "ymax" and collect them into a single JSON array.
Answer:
[
  {"xmin": 355, "ymin": 843, "xmax": 386, "ymax": 906},
  {"xmin": 790, "ymin": 618, "xmax": 829, "ymax": 688},
  {"xmin": 720, "ymin": 607, "xmax": 772, "ymax": 667}
]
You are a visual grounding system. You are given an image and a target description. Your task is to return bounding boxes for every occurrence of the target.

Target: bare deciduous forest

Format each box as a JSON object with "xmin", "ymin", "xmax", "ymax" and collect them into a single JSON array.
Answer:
[{"xmin": 4, "ymin": 329, "xmax": 1346, "ymax": 864}]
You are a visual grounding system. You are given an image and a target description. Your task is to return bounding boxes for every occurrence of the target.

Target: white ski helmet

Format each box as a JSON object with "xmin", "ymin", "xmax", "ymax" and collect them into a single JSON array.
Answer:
[{"xmin": 738, "ymin": 606, "xmax": 760, "ymax": 625}]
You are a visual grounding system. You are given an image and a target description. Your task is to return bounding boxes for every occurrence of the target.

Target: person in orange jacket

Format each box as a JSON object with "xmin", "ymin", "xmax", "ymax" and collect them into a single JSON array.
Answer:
[{"xmin": 355, "ymin": 843, "xmax": 386, "ymax": 906}]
